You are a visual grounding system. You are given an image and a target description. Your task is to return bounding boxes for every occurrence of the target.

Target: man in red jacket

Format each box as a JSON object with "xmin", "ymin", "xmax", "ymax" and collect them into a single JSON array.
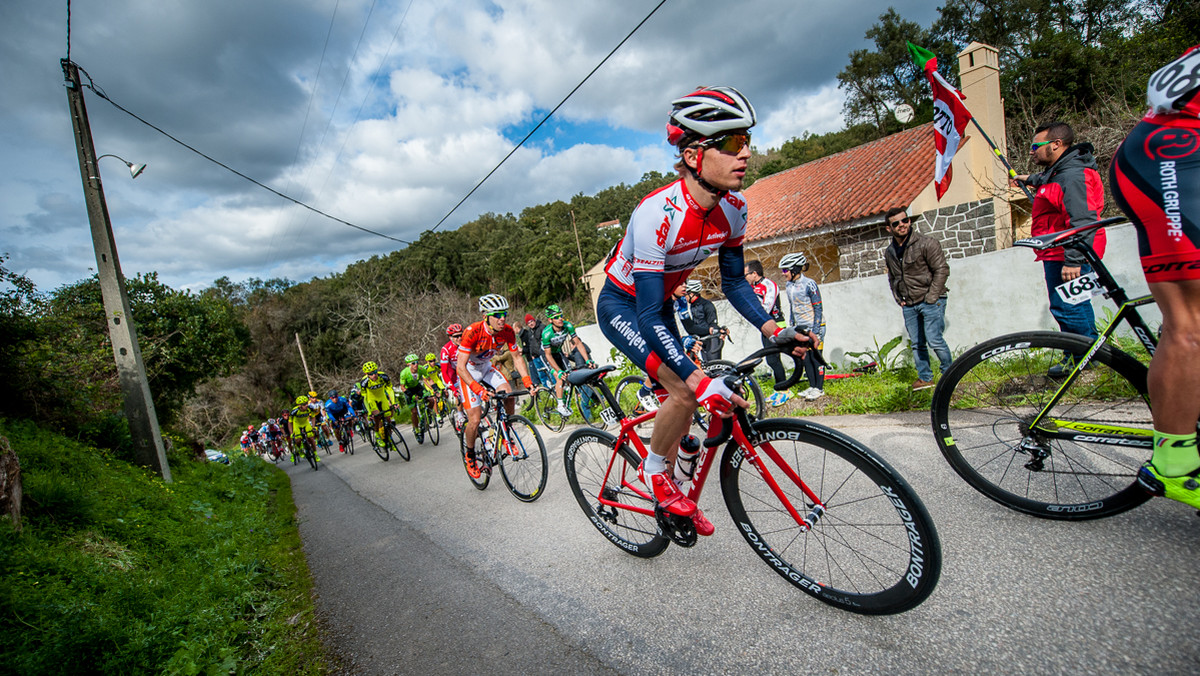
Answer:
[{"xmin": 1013, "ymin": 121, "xmax": 1106, "ymax": 376}]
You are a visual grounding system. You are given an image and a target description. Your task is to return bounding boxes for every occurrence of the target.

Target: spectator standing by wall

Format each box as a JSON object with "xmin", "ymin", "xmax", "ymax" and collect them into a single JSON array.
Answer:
[
  {"xmin": 680, "ymin": 279, "xmax": 725, "ymax": 361},
  {"xmin": 883, "ymin": 207, "xmax": 951, "ymax": 391},
  {"xmin": 519, "ymin": 313, "xmax": 551, "ymax": 387},
  {"xmin": 1012, "ymin": 121, "xmax": 1106, "ymax": 376}
]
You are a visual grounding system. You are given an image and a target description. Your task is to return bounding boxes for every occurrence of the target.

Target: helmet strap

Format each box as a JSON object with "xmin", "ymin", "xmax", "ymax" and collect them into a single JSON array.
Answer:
[{"xmin": 686, "ymin": 146, "xmax": 726, "ymax": 198}]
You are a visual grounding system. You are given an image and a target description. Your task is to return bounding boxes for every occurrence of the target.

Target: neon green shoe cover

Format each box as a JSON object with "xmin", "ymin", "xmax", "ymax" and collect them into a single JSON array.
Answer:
[{"xmin": 1138, "ymin": 463, "xmax": 1200, "ymax": 510}]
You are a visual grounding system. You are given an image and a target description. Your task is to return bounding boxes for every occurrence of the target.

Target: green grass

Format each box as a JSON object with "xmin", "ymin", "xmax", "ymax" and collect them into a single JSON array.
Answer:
[
  {"xmin": 765, "ymin": 366, "xmax": 937, "ymax": 417},
  {"xmin": 0, "ymin": 419, "xmax": 324, "ymax": 675}
]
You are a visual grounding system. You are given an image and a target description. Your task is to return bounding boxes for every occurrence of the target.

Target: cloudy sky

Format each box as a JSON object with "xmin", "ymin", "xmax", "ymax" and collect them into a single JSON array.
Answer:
[{"xmin": 1, "ymin": 0, "xmax": 940, "ymax": 292}]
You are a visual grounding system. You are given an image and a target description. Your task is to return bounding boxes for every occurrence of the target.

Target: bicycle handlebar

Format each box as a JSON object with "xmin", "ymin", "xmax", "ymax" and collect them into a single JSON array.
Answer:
[{"xmin": 1013, "ymin": 216, "xmax": 1127, "ymax": 253}]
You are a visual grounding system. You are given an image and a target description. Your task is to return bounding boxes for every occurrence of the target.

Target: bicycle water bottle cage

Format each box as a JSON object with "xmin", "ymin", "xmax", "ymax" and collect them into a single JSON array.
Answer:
[
  {"xmin": 656, "ymin": 506, "xmax": 698, "ymax": 547},
  {"xmin": 566, "ymin": 364, "xmax": 615, "ymax": 387}
]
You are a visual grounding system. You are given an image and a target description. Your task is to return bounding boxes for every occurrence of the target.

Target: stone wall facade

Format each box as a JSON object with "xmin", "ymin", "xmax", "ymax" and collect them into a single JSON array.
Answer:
[{"xmin": 835, "ymin": 198, "xmax": 996, "ymax": 280}]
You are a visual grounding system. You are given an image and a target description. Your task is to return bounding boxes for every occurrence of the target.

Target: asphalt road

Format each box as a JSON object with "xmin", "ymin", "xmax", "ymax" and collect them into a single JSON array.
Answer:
[{"xmin": 286, "ymin": 411, "xmax": 1200, "ymax": 675}]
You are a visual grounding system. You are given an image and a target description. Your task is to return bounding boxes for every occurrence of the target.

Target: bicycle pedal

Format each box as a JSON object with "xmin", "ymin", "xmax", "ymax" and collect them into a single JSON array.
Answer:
[{"xmin": 655, "ymin": 506, "xmax": 698, "ymax": 548}]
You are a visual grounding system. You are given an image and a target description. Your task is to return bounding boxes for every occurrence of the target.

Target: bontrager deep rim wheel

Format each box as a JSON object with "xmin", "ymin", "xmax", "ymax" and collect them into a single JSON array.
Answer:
[
  {"xmin": 533, "ymin": 388, "xmax": 566, "ymax": 432},
  {"xmin": 564, "ymin": 429, "xmax": 668, "ymax": 558},
  {"xmin": 575, "ymin": 384, "xmax": 607, "ymax": 429},
  {"xmin": 613, "ymin": 375, "xmax": 656, "ymax": 437},
  {"xmin": 721, "ymin": 418, "xmax": 940, "ymax": 614},
  {"xmin": 371, "ymin": 423, "xmax": 389, "ymax": 461},
  {"xmin": 462, "ymin": 427, "xmax": 490, "ymax": 490},
  {"xmin": 497, "ymin": 415, "xmax": 548, "ymax": 502},
  {"xmin": 388, "ymin": 421, "xmax": 410, "ymax": 461},
  {"xmin": 931, "ymin": 330, "xmax": 1153, "ymax": 520}
]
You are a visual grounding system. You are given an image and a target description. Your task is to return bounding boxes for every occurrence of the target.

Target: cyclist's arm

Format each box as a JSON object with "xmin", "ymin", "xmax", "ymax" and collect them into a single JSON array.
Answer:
[
  {"xmin": 717, "ymin": 244, "xmax": 776, "ymax": 337},
  {"xmin": 456, "ymin": 349, "xmax": 482, "ymax": 397},
  {"xmin": 509, "ymin": 347, "xmax": 533, "ymax": 388},
  {"xmin": 570, "ymin": 336, "xmax": 591, "ymax": 363}
]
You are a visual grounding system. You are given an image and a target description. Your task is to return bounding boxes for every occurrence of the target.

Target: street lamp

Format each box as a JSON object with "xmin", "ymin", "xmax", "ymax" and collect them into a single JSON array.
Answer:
[{"xmin": 97, "ymin": 154, "xmax": 147, "ymax": 180}]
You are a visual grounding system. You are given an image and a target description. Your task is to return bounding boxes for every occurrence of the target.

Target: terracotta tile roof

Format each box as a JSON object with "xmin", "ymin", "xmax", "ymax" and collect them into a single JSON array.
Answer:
[
  {"xmin": 744, "ymin": 123, "xmax": 936, "ymax": 243},
  {"xmin": 596, "ymin": 219, "xmax": 620, "ymax": 229}
]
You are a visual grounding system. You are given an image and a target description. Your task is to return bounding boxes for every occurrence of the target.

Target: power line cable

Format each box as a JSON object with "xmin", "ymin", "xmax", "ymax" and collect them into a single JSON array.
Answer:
[
  {"xmin": 72, "ymin": 63, "xmax": 411, "ymax": 245},
  {"xmin": 428, "ymin": 0, "xmax": 672, "ymax": 233}
]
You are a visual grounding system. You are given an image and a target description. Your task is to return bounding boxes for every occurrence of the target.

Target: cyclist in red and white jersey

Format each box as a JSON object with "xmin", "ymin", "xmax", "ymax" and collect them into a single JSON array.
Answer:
[
  {"xmin": 1109, "ymin": 45, "xmax": 1200, "ymax": 509},
  {"xmin": 457, "ymin": 295, "xmax": 534, "ymax": 479},
  {"xmin": 597, "ymin": 86, "xmax": 811, "ymax": 535},
  {"xmin": 441, "ymin": 323, "xmax": 466, "ymax": 425},
  {"xmin": 744, "ymin": 258, "xmax": 787, "ymax": 392}
]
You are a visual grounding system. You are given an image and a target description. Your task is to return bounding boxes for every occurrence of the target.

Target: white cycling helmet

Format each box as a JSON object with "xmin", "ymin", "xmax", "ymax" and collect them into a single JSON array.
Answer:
[
  {"xmin": 779, "ymin": 252, "xmax": 808, "ymax": 271},
  {"xmin": 479, "ymin": 293, "xmax": 510, "ymax": 313},
  {"xmin": 667, "ymin": 86, "xmax": 757, "ymax": 147},
  {"xmin": 684, "ymin": 279, "xmax": 703, "ymax": 293}
]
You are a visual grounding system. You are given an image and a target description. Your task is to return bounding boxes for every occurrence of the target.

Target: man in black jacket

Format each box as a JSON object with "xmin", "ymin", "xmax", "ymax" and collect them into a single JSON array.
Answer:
[
  {"xmin": 680, "ymin": 279, "xmax": 724, "ymax": 361},
  {"xmin": 884, "ymin": 207, "xmax": 950, "ymax": 391}
]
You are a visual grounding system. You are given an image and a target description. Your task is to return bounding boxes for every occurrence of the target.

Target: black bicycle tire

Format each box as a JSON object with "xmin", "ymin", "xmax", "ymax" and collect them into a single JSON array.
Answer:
[
  {"xmin": 721, "ymin": 418, "xmax": 941, "ymax": 615},
  {"xmin": 563, "ymin": 428, "xmax": 669, "ymax": 558},
  {"xmin": 371, "ymin": 422, "xmax": 389, "ymax": 461},
  {"xmin": 575, "ymin": 384, "xmax": 606, "ymax": 429},
  {"xmin": 305, "ymin": 439, "xmax": 319, "ymax": 471},
  {"xmin": 462, "ymin": 425, "xmax": 490, "ymax": 490},
  {"xmin": 497, "ymin": 414, "xmax": 549, "ymax": 502},
  {"xmin": 613, "ymin": 375, "xmax": 656, "ymax": 437},
  {"xmin": 704, "ymin": 359, "xmax": 766, "ymax": 420},
  {"xmin": 930, "ymin": 330, "xmax": 1153, "ymax": 520},
  {"xmin": 533, "ymin": 388, "xmax": 566, "ymax": 433},
  {"xmin": 388, "ymin": 421, "xmax": 411, "ymax": 461},
  {"xmin": 426, "ymin": 402, "xmax": 440, "ymax": 446}
]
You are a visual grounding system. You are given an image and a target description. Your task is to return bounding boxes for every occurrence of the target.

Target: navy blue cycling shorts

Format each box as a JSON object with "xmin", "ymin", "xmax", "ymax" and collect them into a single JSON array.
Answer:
[{"xmin": 597, "ymin": 283, "xmax": 680, "ymax": 381}]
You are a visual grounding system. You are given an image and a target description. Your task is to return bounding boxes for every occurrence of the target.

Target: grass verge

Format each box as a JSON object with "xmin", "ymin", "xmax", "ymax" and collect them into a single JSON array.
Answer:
[{"xmin": 0, "ymin": 418, "xmax": 323, "ymax": 675}]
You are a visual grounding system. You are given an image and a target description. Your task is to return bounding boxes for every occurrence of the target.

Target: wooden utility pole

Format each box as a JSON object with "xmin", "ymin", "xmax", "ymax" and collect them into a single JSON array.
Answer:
[
  {"xmin": 569, "ymin": 210, "xmax": 586, "ymax": 279},
  {"xmin": 62, "ymin": 59, "xmax": 170, "ymax": 481},
  {"xmin": 295, "ymin": 333, "xmax": 314, "ymax": 392}
]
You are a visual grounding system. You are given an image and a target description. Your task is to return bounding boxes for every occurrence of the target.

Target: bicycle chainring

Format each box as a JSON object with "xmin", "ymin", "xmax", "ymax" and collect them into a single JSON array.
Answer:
[{"xmin": 656, "ymin": 507, "xmax": 697, "ymax": 547}]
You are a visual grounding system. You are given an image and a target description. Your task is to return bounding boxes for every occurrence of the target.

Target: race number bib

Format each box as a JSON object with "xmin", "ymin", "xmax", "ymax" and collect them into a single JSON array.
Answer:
[
  {"xmin": 600, "ymin": 406, "xmax": 620, "ymax": 427},
  {"xmin": 1148, "ymin": 48, "xmax": 1200, "ymax": 114},
  {"xmin": 1054, "ymin": 271, "xmax": 1104, "ymax": 306}
]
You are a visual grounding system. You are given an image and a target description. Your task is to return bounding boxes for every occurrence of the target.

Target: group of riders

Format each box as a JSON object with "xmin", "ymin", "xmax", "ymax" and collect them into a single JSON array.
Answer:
[{"xmin": 238, "ymin": 298, "xmax": 600, "ymax": 476}]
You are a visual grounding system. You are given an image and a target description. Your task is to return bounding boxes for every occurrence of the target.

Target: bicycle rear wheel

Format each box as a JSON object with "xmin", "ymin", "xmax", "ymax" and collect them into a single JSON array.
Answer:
[
  {"xmin": 613, "ymin": 375, "xmax": 656, "ymax": 437},
  {"xmin": 721, "ymin": 418, "xmax": 941, "ymax": 615},
  {"xmin": 705, "ymin": 359, "xmax": 766, "ymax": 420},
  {"xmin": 498, "ymin": 415, "xmax": 548, "ymax": 502},
  {"xmin": 931, "ymin": 331, "xmax": 1152, "ymax": 520},
  {"xmin": 564, "ymin": 429, "xmax": 668, "ymax": 558},
  {"xmin": 575, "ymin": 384, "xmax": 607, "ymax": 429},
  {"xmin": 533, "ymin": 388, "xmax": 566, "ymax": 432},
  {"xmin": 461, "ymin": 428, "xmax": 490, "ymax": 490}
]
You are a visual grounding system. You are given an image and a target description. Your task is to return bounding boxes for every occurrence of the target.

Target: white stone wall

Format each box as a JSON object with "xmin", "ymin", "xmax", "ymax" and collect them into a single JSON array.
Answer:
[{"xmin": 578, "ymin": 222, "xmax": 1155, "ymax": 371}]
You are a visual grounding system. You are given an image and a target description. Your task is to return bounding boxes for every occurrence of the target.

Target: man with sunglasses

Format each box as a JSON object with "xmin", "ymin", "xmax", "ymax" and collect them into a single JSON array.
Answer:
[
  {"xmin": 1011, "ymin": 121, "xmax": 1107, "ymax": 374},
  {"xmin": 440, "ymin": 324, "xmax": 466, "ymax": 425},
  {"xmin": 883, "ymin": 207, "xmax": 950, "ymax": 391},
  {"xmin": 457, "ymin": 294, "xmax": 535, "ymax": 479},
  {"xmin": 597, "ymin": 86, "xmax": 811, "ymax": 536}
]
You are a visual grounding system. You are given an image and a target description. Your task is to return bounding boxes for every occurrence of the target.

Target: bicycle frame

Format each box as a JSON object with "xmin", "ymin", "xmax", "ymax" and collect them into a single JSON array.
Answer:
[
  {"xmin": 588, "ymin": 374, "xmax": 826, "ymax": 529},
  {"xmin": 1014, "ymin": 216, "xmax": 1157, "ymax": 447}
]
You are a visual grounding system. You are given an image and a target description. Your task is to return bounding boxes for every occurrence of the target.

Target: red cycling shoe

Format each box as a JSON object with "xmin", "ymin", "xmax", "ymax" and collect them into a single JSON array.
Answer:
[
  {"xmin": 639, "ymin": 464, "xmax": 697, "ymax": 517},
  {"xmin": 691, "ymin": 510, "xmax": 715, "ymax": 536}
]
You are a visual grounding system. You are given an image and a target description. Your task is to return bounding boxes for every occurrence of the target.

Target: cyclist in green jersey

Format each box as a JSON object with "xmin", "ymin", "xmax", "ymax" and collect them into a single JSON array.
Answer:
[
  {"xmin": 398, "ymin": 354, "xmax": 432, "ymax": 443},
  {"xmin": 541, "ymin": 304, "xmax": 594, "ymax": 417},
  {"xmin": 287, "ymin": 394, "xmax": 321, "ymax": 464}
]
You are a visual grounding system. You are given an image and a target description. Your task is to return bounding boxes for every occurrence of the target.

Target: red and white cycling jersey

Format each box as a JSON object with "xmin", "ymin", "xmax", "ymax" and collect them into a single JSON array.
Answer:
[
  {"xmin": 604, "ymin": 178, "xmax": 748, "ymax": 300},
  {"xmin": 458, "ymin": 320, "xmax": 518, "ymax": 370},
  {"xmin": 752, "ymin": 277, "xmax": 784, "ymax": 322},
  {"xmin": 439, "ymin": 340, "xmax": 458, "ymax": 384}
]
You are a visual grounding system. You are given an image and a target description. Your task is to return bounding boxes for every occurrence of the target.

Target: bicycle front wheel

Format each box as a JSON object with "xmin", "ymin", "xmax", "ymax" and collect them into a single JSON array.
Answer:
[
  {"xmin": 387, "ymin": 421, "xmax": 411, "ymax": 461},
  {"xmin": 721, "ymin": 418, "xmax": 941, "ymax": 615},
  {"xmin": 305, "ymin": 439, "xmax": 319, "ymax": 471},
  {"xmin": 424, "ymin": 404, "xmax": 441, "ymax": 446},
  {"xmin": 498, "ymin": 415, "xmax": 548, "ymax": 502},
  {"xmin": 563, "ymin": 429, "xmax": 668, "ymax": 558},
  {"xmin": 931, "ymin": 331, "xmax": 1152, "ymax": 520},
  {"xmin": 533, "ymin": 388, "xmax": 566, "ymax": 432}
]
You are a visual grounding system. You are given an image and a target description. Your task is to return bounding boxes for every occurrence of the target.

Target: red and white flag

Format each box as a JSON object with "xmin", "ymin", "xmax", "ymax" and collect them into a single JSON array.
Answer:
[{"xmin": 908, "ymin": 42, "xmax": 973, "ymax": 200}]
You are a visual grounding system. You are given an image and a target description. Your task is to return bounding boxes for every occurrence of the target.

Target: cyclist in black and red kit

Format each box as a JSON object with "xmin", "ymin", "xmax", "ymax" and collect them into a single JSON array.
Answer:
[
  {"xmin": 597, "ymin": 86, "xmax": 810, "ymax": 536},
  {"xmin": 1109, "ymin": 45, "xmax": 1200, "ymax": 510}
]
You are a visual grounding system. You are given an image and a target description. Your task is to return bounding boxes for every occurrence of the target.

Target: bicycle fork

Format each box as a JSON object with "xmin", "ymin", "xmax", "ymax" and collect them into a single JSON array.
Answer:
[{"xmin": 724, "ymin": 420, "xmax": 827, "ymax": 532}]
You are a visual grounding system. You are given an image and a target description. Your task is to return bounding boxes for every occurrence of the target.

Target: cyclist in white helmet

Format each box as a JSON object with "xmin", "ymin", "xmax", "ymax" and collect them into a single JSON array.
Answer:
[
  {"xmin": 598, "ymin": 86, "xmax": 812, "ymax": 536},
  {"xmin": 457, "ymin": 294, "xmax": 535, "ymax": 479}
]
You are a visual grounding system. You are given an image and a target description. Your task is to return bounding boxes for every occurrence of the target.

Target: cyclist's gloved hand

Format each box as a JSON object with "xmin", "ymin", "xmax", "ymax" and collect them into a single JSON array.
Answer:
[
  {"xmin": 586, "ymin": 360, "xmax": 597, "ymax": 369},
  {"xmin": 469, "ymin": 380, "xmax": 490, "ymax": 401},
  {"xmin": 695, "ymin": 376, "xmax": 735, "ymax": 415}
]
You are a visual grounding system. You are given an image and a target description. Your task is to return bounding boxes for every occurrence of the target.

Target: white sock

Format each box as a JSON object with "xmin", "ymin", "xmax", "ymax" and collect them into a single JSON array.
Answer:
[{"xmin": 642, "ymin": 451, "xmax": 667, "ymax": 475}]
